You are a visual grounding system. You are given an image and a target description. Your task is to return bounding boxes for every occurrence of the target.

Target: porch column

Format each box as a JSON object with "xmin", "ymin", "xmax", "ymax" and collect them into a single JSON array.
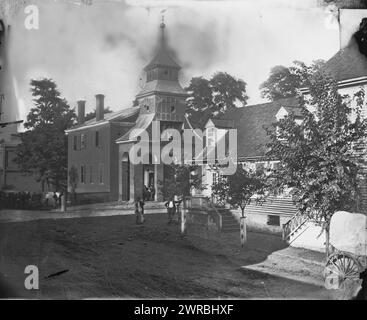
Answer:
[
  {"xmin": 154, "ymin": 163, "xmax": 164, "ymax": 201},
  {"xmin": 131, "ymin": 163, "xmax": 143, "ymax": 201}
]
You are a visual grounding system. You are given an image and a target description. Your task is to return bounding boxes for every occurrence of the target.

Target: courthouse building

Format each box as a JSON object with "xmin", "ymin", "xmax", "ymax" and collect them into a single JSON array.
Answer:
[{"xmin": 66, "ymin": 21, "xmax": 188, "ymax": 202}]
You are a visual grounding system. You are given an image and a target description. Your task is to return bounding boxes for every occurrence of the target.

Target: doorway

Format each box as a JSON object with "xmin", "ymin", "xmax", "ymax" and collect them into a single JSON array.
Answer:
[
  {"xmin": 121, "ymin": 153, "xmax": 130, "ymax": 201},
  {"xmin": 143, "ymin": 164, "xmax": 155, "ymax": 201}
]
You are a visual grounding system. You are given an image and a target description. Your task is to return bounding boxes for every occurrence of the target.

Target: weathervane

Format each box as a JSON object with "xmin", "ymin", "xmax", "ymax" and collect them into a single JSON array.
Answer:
[{"xmin": 160, "ymin": 9, "xmax": 166, "ymax": 27}]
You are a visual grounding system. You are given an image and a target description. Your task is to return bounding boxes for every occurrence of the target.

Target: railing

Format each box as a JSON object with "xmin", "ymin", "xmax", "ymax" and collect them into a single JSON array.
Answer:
[
  {"xmin": 207, "ymin": 200, "xmax": 223, "ymax": 231},
  {"xmin": 184, "ymin": 196, "xmax": 223, "ymax": 231},
  {"xmin": 282, "ymin": 210, "xmax": 309, "ymax": 241}
]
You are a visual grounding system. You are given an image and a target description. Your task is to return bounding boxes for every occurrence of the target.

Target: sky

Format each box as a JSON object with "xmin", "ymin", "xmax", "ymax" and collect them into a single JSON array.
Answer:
[{"xmin": 4, "ymin": 0, "xmax": 341, "ymax": 124}]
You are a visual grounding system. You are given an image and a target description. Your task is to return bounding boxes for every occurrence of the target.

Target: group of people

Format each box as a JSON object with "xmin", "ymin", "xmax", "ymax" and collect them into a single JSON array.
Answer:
[
  {"xmin": 0, "ymin": 191, "xmax": 40, "ymax": 210},
  {"xmin": 134, "ymin": 194, "xmax": 182, "ymax": 225},
  {"xmin": 143, "ymin": 185, "xmax": 155, "ymax": 201},
  {"xmin": 0, "ymin": 191, "xmax": 64, "ymax": 210},
  {"xmin": 165, "ymin": 196, "xmax": 182, "ymax": 224}
]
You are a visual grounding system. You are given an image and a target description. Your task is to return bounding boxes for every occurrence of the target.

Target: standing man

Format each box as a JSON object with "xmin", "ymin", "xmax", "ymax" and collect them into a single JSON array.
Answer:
[
  {"xmin": 150, "ymin": 185, "xmax": 155, "ymax": 201},
  {"xmin": 135, "ymin": 197, "xmax": 145, "ymax": 224},
  {"xmin": 165, "ymin": 197, "xmax": 176, "ymax": 224}
]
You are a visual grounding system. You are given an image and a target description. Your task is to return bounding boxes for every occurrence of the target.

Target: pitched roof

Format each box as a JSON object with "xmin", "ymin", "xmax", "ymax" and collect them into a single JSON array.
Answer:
[
  {"xmin": 208, "ymin": 119, "xmax": 235, "ymax": 129},
  {"xmin": 144, "ymin": 45, "xmax": 181, "ymax": 71},
  {"xmin": 144, "ymin": 23, "xmax": 181, "ymax": 71},
  {"xmin": 66, "ymin": 107, "xmax": 139, "ymax": 133},
  {"xmin": 323, "ymin": 38, "xmax": 367, "ymax": 82},
  {"xmin": 214, "ymin": 97, "xmax": 301, "ymax": 159},
  {"xmin": 136, "ymin": 79, "xmax": 187, "ymax": 97},
  {"xmin": 116, "ymin": 113, "xmax": 155, "ymax": 143}
]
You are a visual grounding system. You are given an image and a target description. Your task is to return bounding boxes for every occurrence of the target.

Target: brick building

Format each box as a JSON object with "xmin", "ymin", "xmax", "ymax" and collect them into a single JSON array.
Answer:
[{"xmin": 66, "ymin": 21, "xmax": 188, "ymax": 203}]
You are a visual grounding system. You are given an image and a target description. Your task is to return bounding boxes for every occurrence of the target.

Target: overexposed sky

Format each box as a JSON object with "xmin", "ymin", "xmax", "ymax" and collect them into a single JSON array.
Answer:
[{"xmin": 7, "ymin": 0, "xmax": 340, "ymax": 121}]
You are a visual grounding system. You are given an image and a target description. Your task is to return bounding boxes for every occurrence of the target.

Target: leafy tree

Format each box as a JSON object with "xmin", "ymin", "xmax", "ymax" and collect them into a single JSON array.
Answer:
[
  {"xmin": 185, "ymin": 72, "xmax": 248, "ymax": 129},
  {"xmin": 212, "ymin": 165, "xmax": 265, "ymax": 217},
  {"xmin": 68, "ymin": 165, "xmax": 78, "ymax": 204},
  {"xmin": 85, "ymin": 106, "xmax": 113, "ymax": 121},
  {"xmin": 163, "ymin": 164, "xmax": 203, "ymax": 200},
  {"xmin": 266, "ymin": 72, "xmax": 367, "ymax": 255},
  {"xmin": 260, "ymin": 60, "xmax": 325, "ymax": 101},
  {"xmin": 15, "ymin": 79, "xmax": 76, "ymax": 191}
]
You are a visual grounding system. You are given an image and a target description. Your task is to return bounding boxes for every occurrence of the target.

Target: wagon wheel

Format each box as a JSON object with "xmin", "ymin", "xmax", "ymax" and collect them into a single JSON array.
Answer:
[{"xmin": 324, "ymin": 252, "xmax": 362, "ymax": 290}]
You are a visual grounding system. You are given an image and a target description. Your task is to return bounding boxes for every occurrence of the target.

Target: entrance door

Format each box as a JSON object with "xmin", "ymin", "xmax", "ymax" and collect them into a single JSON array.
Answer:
[
  {"xmin": 121, "ymin": 154, "xmax": 130, "ymax": 201},
  {"xmin": 143, "ymin": 165, "xmax": 155, "ymax": 201},
  {"xmin": 149, "ymin": 172, "xmax": 154, "ymax": 188}
]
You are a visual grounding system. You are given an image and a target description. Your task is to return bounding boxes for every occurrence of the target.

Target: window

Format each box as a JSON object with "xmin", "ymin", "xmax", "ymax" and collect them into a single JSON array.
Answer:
[
  {"xmin": 159, "ymin": 96, "xmax": 179, "ymax": 120},
  {"xmin": 99, "ymin": 164, "xmax": 104, "ymax": 184},
  {"xmin": 81, "ymin": 133, "xmax": 86, "ymax": 149},
  {"xmin": 89, "ymin": 165, "xmax": 93, "ymax": 184},
  {"xmin": 207, "ymin": 128, "xmax": 216, "ymax": 147},
  {"xmin": 80, "ymin": 165, "xmax": 86, "ymax": 184},
  {"xmin": 95, "ymin": 131, "xmax": 100, "ymax": 147},
  {"xmin": 267, "ymin": 215, "xmax": 280, "ymax": 226},
  {"xmin": 73, "ymin": 135, "xmax": 78, "ymax": 151}
]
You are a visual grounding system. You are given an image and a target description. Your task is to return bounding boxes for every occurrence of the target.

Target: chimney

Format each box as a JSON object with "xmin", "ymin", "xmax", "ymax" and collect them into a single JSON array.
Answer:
[
  {"xmin": 77, "ymin": 100, "xmax": 86, "ymax": 124},
  {"xmin": 95, "ymin": 94, "xmax": 105, "ymax": 121}
]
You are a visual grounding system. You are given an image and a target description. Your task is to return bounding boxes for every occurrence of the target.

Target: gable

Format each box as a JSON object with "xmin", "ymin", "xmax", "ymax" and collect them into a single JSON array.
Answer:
[{"xmin": 211, "ymin": 97, "xmax": 300, "ymax": 159}]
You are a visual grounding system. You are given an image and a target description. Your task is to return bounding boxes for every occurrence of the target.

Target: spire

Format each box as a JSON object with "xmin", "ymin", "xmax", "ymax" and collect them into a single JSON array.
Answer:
[
  {"xmin": 143, "ymin": 16, "xmax": 181, "ymax": 71},
  {"xmin": 160, "ymin": 13, "xmax": 165, "ymax": 46}
]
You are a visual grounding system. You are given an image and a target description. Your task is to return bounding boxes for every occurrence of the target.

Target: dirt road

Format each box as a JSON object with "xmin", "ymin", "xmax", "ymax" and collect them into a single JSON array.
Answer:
[{"xmin": 0, "ymin": 213, "xmax": 335, "ymax": 299}]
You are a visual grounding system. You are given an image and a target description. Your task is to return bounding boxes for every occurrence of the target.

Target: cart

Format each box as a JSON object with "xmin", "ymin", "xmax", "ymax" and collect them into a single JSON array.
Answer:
[{"xmin": 324, "ymin": 211, "xmax": 367, "ymax": 290}]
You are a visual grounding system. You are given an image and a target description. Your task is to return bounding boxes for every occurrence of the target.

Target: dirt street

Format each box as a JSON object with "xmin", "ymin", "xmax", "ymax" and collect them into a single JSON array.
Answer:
[{"xmin": 0, "ymin": 212, "xmax": 336, "ymax": 299}]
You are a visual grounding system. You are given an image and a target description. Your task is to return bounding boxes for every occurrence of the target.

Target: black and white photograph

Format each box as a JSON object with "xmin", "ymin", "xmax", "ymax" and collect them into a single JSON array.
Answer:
[{"xmin": 0, "ymin": 0, "xmax": 367, "ymax": 303}]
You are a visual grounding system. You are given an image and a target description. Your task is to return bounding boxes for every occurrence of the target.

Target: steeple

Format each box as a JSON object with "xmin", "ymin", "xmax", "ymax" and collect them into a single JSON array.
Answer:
[
  {"xmin": 144, "ymin": 18, "xmax": 181, "ymax": 71},
  {"xmin": 160, "ymin": 14, "xmax": 165, "ymax": 46},
  {"xmin": 136, "ymin": 16, "xmax": 187, "ymax": 114}
]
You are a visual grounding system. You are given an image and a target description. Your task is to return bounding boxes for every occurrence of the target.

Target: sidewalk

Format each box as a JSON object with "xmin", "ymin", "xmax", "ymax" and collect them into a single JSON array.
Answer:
[
  {"xmin": 0, "ymin": 201, "xmax": 167, "ymax": 223},
  {"xmin": 61, "ymin": 201, "xmax": 166, "ymax": 212}
]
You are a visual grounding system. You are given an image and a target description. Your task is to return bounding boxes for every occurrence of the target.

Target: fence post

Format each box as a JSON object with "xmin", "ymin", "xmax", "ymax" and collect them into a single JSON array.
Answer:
[
  {"xmin": 61, "ymin": 194, "xmax": 66, "ymax": 212},
  {"xmin": 240, "ymin": 216, "xmax": 247, "ymax": 247},
  {"xmin": 181, "ymin": 198, "xmax": 187, "ymax": 234}
]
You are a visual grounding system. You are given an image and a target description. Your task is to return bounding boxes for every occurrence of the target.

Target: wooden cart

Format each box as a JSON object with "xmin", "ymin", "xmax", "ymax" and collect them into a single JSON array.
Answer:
[{"xmin": 324, "ymin": 211, "xmax": 367, "ymax": 289}]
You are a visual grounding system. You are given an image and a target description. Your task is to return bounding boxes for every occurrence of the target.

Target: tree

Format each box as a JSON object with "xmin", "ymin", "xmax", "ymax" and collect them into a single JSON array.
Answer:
[
  {"xmin": 15, "ymin": 79, "xmax": 76, "ymax": 191},
  {"xmin": 185, "ymin": 72, "xmax": 248, "ymax": 129},
  {"xmin": 212, "ymin": 165, "xmax": 265, "ymax": 246},
  {"xmin": 85, "ymin": 106, "xmax": 113, "ymax": 121},
  {"xmin": 212, "ymin": 165, "xmax": 265, "ymax": 217},
  {"xmin": 162, "ymin": 164, "xmax": 203, "ymax": 200},
  {"xmin": 68, "ymin": 165, "xmax": 78, "ymax": 204},
  {"xmin": 266, "ymin": 72, "xmax": 367, "ymax": 256},
  {"xmin": 260, "ymin": 60, "xmax": 325, "ymax": 101}
]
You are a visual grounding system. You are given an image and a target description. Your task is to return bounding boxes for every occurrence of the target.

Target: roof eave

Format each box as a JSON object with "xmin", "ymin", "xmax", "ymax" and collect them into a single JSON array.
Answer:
[
  {"xmin": 65, "ymin": 120, "xmax": 109, "ymax": 134},
  {"xmin": 300, "ymin": 76, "xmax": 367, "ymax": 94},
  {"xmin": 136, "ymin": 90, "xmax": 188, "ymax": 99}
]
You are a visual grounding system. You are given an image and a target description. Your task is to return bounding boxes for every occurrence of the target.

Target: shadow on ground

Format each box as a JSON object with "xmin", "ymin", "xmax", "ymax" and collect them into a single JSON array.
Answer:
[{"xmin": 0, "ymin": 213, "xmax": 333, "ymax": 299}]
